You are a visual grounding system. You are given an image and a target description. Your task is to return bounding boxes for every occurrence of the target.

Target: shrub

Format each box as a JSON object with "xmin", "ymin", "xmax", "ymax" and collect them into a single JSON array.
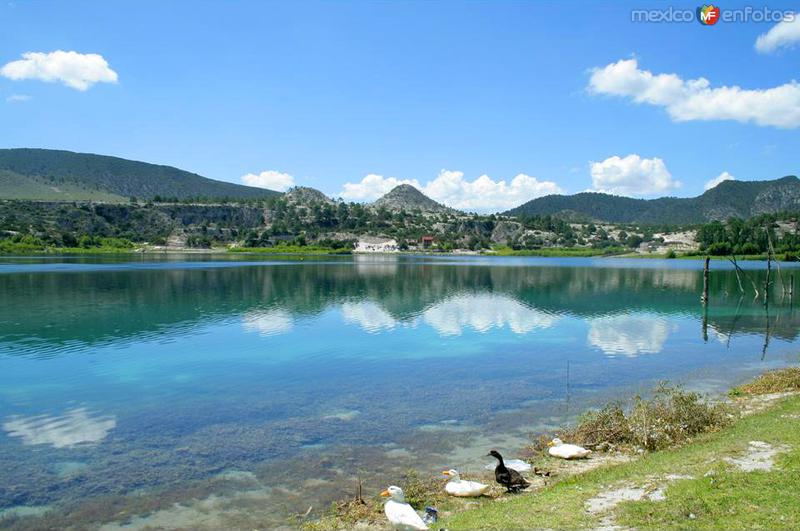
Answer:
[
  {"xmin": 706, "ymin": 242, "xmax": 732, "ymax": 256},
  {"xmin": 533, "ymin": 383, "xmax": 732, "ymax": 453}
]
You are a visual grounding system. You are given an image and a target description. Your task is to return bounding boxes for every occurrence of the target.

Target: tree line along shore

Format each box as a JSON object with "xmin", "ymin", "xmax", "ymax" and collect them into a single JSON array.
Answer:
[{"xmin": 1, "ymin": 199, "xmax": 799, "ymax": 260}]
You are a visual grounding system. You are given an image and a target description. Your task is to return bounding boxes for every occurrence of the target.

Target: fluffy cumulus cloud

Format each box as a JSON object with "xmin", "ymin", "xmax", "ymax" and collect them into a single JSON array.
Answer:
[
  {"xmin": 339, "ymin": 170, "xmax": 562, "ymax": 212},
  {"xmin": 590, "ymin": 154, "xmax": 680, "ymax": 197},
  {"xmin": 755, "ymin": 14, "xmax": 800, "ymax": 53},
  {"xmin": 704, "ymin": 171, "xmax": 736, "ymax": 191},
  {"xmin": 340, "ymin": 174, "xmax": 421, "ymax": 201},
  {"xmin": 241, "ymin": 170, "xmax": 295, "ymax": 191},
  {"xmin": 1, "ymin": 50, "xmax": 118, "ymax": 91},
  {"xmin": 588, "ymin": 58, "xmax": 800, "ymax": 128}
]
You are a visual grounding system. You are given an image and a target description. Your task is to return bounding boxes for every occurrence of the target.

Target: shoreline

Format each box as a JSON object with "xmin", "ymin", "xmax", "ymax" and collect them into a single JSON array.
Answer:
[
  {"xmin": 303, "ymin": 367, "xmax": 800, "ymax": 530},
  {"xmin": 0, "ymin": 246, "xmax": 788, "ymax": 262}
]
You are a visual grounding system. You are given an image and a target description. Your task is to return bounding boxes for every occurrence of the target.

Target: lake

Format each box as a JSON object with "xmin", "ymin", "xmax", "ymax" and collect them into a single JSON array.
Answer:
[{"xmin": 1, "ymin": 254, "xmax": 798, "ymax": 529}]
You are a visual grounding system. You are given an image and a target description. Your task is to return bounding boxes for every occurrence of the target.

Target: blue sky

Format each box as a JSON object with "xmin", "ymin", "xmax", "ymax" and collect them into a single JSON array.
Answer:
[{"xmin": 1, "ymin": 1, "xmax": 799, "ymax": 211}]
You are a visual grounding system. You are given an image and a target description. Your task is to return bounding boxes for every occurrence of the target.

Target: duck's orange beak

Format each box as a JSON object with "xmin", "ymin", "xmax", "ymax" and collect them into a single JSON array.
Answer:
[
  {"xmin": 547, "ymin": 441, "xmax": 555, "ymax": 447},
  {"xmin": 442, "ymin": 470, "xmax": 451, "ymax": 476},
  {"xmin": 380, "ymin": 490, "xmax": 391, "ymax": 497}
]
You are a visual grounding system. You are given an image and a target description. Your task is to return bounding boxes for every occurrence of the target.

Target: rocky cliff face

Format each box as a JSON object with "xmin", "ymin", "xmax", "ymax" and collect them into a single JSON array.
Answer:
[
  {"xmin": 752, "ymin": 182, "xmax": 800, "ymax": 216},
  {"xmin": 0, "ymin": 201, "xmax": 266, "ymax": 245}
]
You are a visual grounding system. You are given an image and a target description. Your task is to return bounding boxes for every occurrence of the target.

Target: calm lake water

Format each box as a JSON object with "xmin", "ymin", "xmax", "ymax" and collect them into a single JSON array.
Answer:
[{"xmin": 1, "ymin": 254, "xmax": 798, "ymax": 529}]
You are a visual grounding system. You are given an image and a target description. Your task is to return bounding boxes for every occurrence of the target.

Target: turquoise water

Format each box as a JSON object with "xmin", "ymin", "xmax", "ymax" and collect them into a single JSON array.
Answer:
[{"xmin": 0, "ymin": 255, "xmax": 798, "ymax": 529}]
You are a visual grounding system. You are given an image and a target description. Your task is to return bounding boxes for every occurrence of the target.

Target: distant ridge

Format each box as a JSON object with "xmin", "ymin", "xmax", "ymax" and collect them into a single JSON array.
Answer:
[
  {"xmin": 504, "ymin": 176, "xmax": 800, "ymax": 224},
  {"xmin": 0, "ymin": 148, "xmax": 281, "ymax": 201},
  {"xmin": 373, "ymin": 184, "xmax": 452, "ymax": 213}
]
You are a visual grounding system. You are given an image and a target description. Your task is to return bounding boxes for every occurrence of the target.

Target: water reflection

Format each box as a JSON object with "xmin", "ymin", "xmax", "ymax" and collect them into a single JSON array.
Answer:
[
  {"xmin": 341, "ymin": 301, "xmax": 399, "ymax": 333},
  {"xmin": 0, "ymin": 256, "xmax": 798, "ymax": 529},
  {"xmin": 421, "ymin": 294, "xmax": 560, "ymax": 336},
  {"xmin": 587, "ymin": 314, "xmax": 672, "ymax": 357},
  {"xmin": 340, "ymin": 294, "xmax": 560, "ymax": 336},
  {"xmin": 242, "ymin": 309, "xmax": 294, "ymax": 336},
  {"xmin": 1, "ymin": 258, "xmax": 796, "ymax": 356},
  {"xmin": 3, "ymin": 408, "xmax": 116, "ymax": 448}
]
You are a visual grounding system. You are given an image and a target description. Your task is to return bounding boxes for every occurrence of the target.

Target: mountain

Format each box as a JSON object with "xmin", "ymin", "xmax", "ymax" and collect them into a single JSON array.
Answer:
[
  {"xmin": 0, "ymin": 148, "xmax": 280, "ymax": 201},
  {"xmin": 284, "ymin": 186, "xmax": 333, "ymax": 204},
  {"xmin": 504, "ymin": 176, "xmax": 800, "ymax": 224},
  {"xmin": 373, "ymin": 184, "xmax": 452, "ymax": 213}
]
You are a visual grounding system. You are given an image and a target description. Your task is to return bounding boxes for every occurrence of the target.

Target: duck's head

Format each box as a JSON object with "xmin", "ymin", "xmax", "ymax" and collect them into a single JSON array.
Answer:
[
  {"xmin": 487, "ymin": 449, "xmax": 503, "ymax": 460},
  {"xmin": 442, "ymin": 469, "xmax": 460, "ymax": 480},
  {"xmin": 380, "ymin": 485, "xmax": 405, "ymax": 502},
  {"xmin": 548, "ymin": 438, "xmax": 564, "ymax": 447}
]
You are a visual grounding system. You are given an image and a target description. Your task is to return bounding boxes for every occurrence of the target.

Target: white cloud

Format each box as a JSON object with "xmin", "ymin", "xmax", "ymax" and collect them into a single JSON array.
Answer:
[
  {"xmin": 340, "ymin": 174, "xmax": 421, "ymax": 201},
  {"xmin": 704, "ymin": 171, "xmax": 736, "ymax": 191},
  {"xmin": 339, "ymin": 170, "xmax": 562, "ymax": 212},
  {"xmin": 5, "ymin": 93, "xmax": 30, "ymax": 103},
  {"xmin": 1, "ymin": 50, "xmax": 118, "ymax": 91},
  {"xmin": 588, "ymin": 58, "xmax": 800, "ymax": 128},
  {"xmin": 3, "ymin": 408, "xmax": 116, "ymax": 448},
  {"xmin": 424, "ymin": 170, "xmax": 562, "ymax": 212},
  {"xmin": 755, "ymin": 14, "xmax": 800, "ymax": 53},
  {"xmin": 241, "ymin": 170, "xmax": 295, "ymax": 191},
  {"xmin": 590, "ymin": 154, "xmax": 680, "ymax": 197}
]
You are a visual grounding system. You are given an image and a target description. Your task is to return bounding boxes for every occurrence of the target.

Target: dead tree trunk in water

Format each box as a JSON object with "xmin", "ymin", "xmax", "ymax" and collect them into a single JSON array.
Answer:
[
  {"xmin": 767, "ymin": 229, "xmax": 787, "ymax": 297},
  {"xmin": 764, "ymin": 248, "xmax": 772, "ymax": 307},
  {"xmin": 728, "ymin": 255, "xmax": 760, "ymax": 299},
  {"xmin": 701, "ymin": 256, "xmax": 710, "ymax": 304}
]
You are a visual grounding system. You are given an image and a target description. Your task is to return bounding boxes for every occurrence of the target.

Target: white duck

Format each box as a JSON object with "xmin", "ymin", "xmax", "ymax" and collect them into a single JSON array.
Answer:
[
  {"xmin": 380, "ymin": 485, "xmax": 428, "ymax": 530},
  {"xmin": 442, "ymin": 469, "xmax": 490, "ymax": 497},
  {"xmin": 548, "ymin": 437, "xmax": 592, "ymax": 459}
]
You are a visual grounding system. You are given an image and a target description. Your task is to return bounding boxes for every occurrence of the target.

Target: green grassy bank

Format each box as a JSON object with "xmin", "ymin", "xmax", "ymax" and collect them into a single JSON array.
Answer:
[{"xmin": 441, "ymin": 371, "xmax": 800, "ymax": 530}]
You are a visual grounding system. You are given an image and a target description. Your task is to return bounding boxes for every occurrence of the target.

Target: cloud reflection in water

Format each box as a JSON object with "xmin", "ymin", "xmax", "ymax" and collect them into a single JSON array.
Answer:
[
  {"xmin": 587, "ymin": 314, "xmax": 672, "ymax": 357},
  {"xmin": 242, "ymin": 309, "xmax": 294, "ymax": 336},
  {"xmin": 341, "ymin": 293, "xmax": 560, "ymax": 336},
  {"xmin": 3, "ymin": 408, "xmax": 117, "ymax": 448}
]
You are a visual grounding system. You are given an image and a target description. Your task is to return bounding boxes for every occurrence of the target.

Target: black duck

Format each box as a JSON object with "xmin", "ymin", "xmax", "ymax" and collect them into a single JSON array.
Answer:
[{"xmin": 487, "ymin": 449, "xmax": 530, "ymax": 493}]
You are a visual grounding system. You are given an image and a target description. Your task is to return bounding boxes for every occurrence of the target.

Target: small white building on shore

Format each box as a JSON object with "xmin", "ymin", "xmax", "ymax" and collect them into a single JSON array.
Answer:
[{"xmin": 354, "ymin": 237, "xmax": 399, "ymax": 253}]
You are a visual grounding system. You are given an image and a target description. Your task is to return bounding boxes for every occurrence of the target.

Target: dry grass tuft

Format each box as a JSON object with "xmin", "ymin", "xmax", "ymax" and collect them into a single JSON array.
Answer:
[
  {"xmin": 301, "ymin": 470, "xmax": 446, "ymax": 530},
  {"xmin": 733, "ymin": 367, "xmax": 800, "ymax": 396}
]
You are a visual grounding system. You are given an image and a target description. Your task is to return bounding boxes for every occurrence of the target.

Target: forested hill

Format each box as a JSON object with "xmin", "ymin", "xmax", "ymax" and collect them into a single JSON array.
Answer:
[
  {"xmin": 0, "ymin": 148, "xmax": 280, "ymax": 201},
  {"xmin": 504, "ymin": 176, "xmax": 800, "ymax": 224}
]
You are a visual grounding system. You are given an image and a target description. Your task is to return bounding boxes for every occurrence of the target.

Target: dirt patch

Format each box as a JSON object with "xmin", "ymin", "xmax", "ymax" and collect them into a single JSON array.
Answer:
[
  {"xmin": 549, "ymin": 452, "xmax": 633, "ymax": 477},
  {"xmin": 586, "ymin": 486, "xmax": 649, "ymax": 514},
  {"xmin": 735, "ymin": 392, "xmax": 798, "ymax": 416},
  {"xmin": 723, "ymin": 441, "xmax": 791, "ymax": 472},
  {"xmin": 584, "ymin": 474, "xmax": 694, "ymax": 531}
]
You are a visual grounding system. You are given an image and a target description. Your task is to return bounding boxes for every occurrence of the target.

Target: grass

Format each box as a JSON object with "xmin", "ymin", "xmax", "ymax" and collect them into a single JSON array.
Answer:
[
  {"xmin": 731, "ymin": 367, "xmax": 800, "ymax": 396},
  {"xmin": 439, "ymin": 369, "xmax": 800, "ymax": 530},
  {"xmin": 488, "ymin": 246, "xmax": 628, "ymax": 257},
  {"xmin": 0, "ymin": 242, "xmax": 140, "ymax": 255},
  {"xmin": 228, "ymin": 245, "xmax": 352, "ymax": 255}
]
